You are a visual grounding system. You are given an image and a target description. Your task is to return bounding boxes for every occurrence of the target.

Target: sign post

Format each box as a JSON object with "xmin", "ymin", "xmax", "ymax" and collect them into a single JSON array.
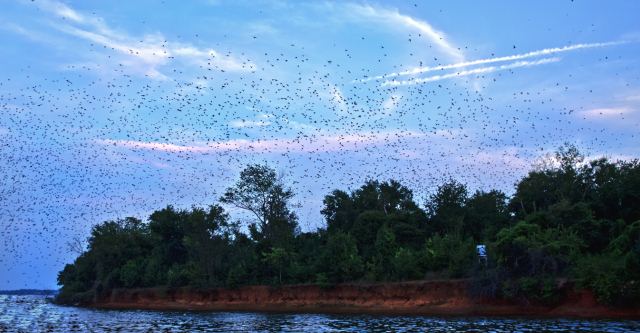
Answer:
[{"xmin": 476, "ymin": 244, "xmax": 487, "ymax": 266}]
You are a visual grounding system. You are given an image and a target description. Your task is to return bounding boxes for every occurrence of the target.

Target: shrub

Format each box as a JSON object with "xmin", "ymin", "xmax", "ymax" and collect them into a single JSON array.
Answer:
[
  {"xmin": 392, "ymin": 247, "xmax": 421, "ymax": 280},
  {"xmin": 422, "ymin": 233, "xmax": 475, "ymax": 278}
]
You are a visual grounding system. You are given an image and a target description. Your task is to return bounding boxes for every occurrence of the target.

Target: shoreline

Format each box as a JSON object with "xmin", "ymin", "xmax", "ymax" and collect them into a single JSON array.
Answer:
[{"xmin": 80, "ymin": 280, "xmax": 640, "ymax": 319}]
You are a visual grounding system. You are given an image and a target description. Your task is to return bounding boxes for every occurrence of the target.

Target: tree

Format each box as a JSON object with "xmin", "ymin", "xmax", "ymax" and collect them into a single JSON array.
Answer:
[
  {"xmin": 322, "ymin": 179, "xmax": 427, "ymax": 250},
  {"xmin": 372, "ymin": 224, "xmax": 397, "ymax": 280},
  {"xmin": 148, "ymin": 206, "xmax": 187, "ymax": 268},
  {"xmin": 575, "ymin": 221, "xmax": 640, "ymax": 305},
  {"xmin": 182, "ymin": 205, "xmax": 233, "ymax": 286},
  {"xmin": 510, "ymin": 171, "xmax": 554, "ymax": 217},
  {"xmin": 321, "ymin": 189, "xmax": 356, "ymax": 233},
  {"xmin": 221, "ymin": 165, "xmax": 299, "ymax": 249},
  {"xmin": 319, "ymin": 231, "xmax": 363, "ymax": 283},
  {"xmin": 422, "ymin": 233, "xmax": 475, "ymax": 278},
  {"xmin": 349, "ymin": 210, "xmax": 386, "ymax": 260},
  {"xmin": 493, "ymin": 221, "xmax": 583, "ymax": 303},
  {"xmin": 555, "ymin": 143, "xmax": 584, "ymax": 173},
  {"xmin": 511, "ymin": 145, "xmax": 589, "ymax": 219},
  {"xmin": 426, "ymin": 180, "xmax": 468, "ymax": 235},
  {"xmin": 66, "ymin": 235, "xmax": 87, "ymax": 256},
  {"xmin": 392, "ymin": 248, "xmax": 421, "ymax": 280},
  {"xmin": 262, "ymin": 247, "xmax": 289, "ymax": 284},
  {"xmin": 617, "ymin": 160, "xmax": 640, "ymax": 223},
  {"xmin": 465, "ymin": 190, "xmax": 510, "ymax": 241}
]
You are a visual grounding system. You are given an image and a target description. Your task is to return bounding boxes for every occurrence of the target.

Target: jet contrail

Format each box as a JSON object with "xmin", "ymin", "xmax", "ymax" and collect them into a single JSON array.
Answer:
[
  {"xmin": 361, "ymin": 41, "xmax": 625, "ymax": 83},
  {"xmin": 381, "ymin": 57, "xmax": 561, "ymax": 87}
]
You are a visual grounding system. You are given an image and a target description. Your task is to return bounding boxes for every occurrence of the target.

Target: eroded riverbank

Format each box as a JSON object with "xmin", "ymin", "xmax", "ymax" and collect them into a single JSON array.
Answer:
[{"xmin": 86, "ymin": 280, "xmax": 640, "ymax": 319}]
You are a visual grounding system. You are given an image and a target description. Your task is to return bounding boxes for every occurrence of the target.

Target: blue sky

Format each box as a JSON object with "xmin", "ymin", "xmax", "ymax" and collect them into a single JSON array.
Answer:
[{"xmin": 1, "ymin": 0, "xmax": 639, "ymax": 289}]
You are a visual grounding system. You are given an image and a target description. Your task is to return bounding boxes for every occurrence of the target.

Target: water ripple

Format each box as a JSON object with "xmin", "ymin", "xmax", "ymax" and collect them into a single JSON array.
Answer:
[{"xmin": 1, "ymin": 295, "xmax": 639, "ymax": 332}]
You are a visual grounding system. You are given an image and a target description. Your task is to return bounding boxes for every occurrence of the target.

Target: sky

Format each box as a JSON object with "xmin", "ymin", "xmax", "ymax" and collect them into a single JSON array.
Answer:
[{"xmin": 0, "ymin": 0, "xmax": 639, "ymax": 289}]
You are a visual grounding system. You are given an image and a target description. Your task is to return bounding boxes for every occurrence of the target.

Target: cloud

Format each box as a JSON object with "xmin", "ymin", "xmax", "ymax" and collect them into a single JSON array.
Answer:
[
  {"xmin": 359, "ymin": 41, "xmax": 625, "ymax": 83},
  {"xmin": 624, "ymin": 93, "xmax": 640, "ymax": 102},
  {"xmin": 0, "ymin": 21, "xmax": 50, "ymax": 42},
  {"xmin": 382, "ymin": 57, "xmax": 561, "ymax": 86},
  {"xmin": 27, "ymin": 0, "xmax": 255, "ymax": 79},
  {"xmin": 283, "ymin": 118, "xmax": 318, "ymax": 132},
  {"xmin": 97, "ymin": 139, "xmax": 211, "ymax": 153},
  {"xmin": 230, "ymin": 113, "xmax": 275, "ymax": 128},
  {"xmin": 96, "ymin": 130, "xmax": 427, "ymax": 154},
  {"xmin": 584, "ymin": 153, "xmax": 637, "ymax": 163},
  {"xmin": 469, "ymin": 147, "xmax": 533, "ymax": 170},
  {"xmin": 580, "ymin": 107, "xmax": 635, "ymax": 119},
  {"xmin": 346, "ymin": 4, "xmax": 464, "ymax": 63},
  {"xmin": 381, "ymin": 94, "xmax": 401, "ymax": 115},
  {"xmin": 329, "ymin": 85, "xmax": 348, "ymax": 112},
  {"xmin": 29, "ymin": 0, "xmax": 86, "ymax": 23},
  {"xmin": 230, "ymin": 119, "xmax": 272, "ymax": 128}
]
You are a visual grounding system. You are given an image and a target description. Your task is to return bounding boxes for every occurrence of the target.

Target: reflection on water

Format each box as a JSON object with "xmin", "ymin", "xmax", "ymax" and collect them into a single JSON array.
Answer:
[{"xmin": 1, "ymin": 295, "xmax": 639, "ymax": 332}]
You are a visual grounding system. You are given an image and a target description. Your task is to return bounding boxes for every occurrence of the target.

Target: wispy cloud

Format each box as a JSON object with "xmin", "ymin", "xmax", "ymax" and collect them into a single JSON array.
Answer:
[
  {"xmin": 624, "ymin": 93, "xmax": 640, "ymax": 102},
  {"xmin": 382, "ymin": 57, "xmax": 561, "ymax": 87},
  {"xmin": 580, "ymin": 107, "xmax": 635, "ymax": 119},
  {"xmin": 346, "ymin": 4, "xmax": 464, "ymax": 63},
  {"xmin": 0, "ymin": 21, "xmax": 50, "ymax": 43},
  {"xmin": 328, "ymin": 85, "xmax": 348, "ymax": 113},
  {"xmin": 230, "ymin": 113, "xmax": 274, "ymax": 128},
  {"xmin": 468, "ymin": 147, "xmax": 533, "ymax": 170},
  {"xmin": 584, "ymin": 153, "xmax": 637, "ymax": 163},
  {"xmin": 381, "ymin": 93, "xmax": 401, "ymax": 115},
  {"xmin": 96, "ymin": 130, "xmax": 428, "ymax": 154},
  {"xmin": 25, "ymin": 0, "xmax": 255, "ymax": 79},
  {"xmin": 229, "ymin": 119, "xmax": 272, "ymax": 128},
  {"xmin": 97, "ymin": 139, "xmax": 211, "ymax": 153},
  {"xmin": 359, "ymin": 41, "xmax": 625, "ymax": 83}
]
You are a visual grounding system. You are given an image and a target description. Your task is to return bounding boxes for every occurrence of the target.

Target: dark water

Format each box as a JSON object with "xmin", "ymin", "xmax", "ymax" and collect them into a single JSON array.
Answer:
[{"xmin": 1, "ymin": 295, "xmax": 639, "ymax": 333}]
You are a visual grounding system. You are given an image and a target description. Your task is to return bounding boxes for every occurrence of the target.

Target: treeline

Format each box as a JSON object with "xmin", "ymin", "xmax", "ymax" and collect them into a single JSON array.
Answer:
[{"xmin": 57, "ymin": 145, "xmax": 640, "ymax": 306}]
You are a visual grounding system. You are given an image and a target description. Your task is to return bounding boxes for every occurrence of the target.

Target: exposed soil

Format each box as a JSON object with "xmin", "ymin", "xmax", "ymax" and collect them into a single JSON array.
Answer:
[{"xmin": 90, "ymin": 280, "xmax": 640, "ymax": 318}]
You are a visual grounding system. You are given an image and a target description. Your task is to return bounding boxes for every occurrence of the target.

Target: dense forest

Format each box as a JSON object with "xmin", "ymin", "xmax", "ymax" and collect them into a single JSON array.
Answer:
[{"xmin": 56, "ymin": 145, "xmax": 640, "ymax": 307}]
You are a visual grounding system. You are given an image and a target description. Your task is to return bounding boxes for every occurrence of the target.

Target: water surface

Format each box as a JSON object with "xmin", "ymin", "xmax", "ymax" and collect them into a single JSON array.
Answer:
[{"xmin": 1, "ymin": 295, "xmax": 639, "ymax": 332}]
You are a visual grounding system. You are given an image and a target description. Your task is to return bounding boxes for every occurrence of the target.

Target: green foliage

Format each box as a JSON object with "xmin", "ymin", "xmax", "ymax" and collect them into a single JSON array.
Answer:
[
  {"xmin": 370, "ymin": 224, "xmax": 397, "ymax": 280},
  {"xmin": 262, "ymin": 247, "xmax": 290, "ymax": 284},
  {"xmin": 119, "ymin": 259, "xmax": 145, "ymax": 288},
  {"xmin": 56, "ymin": 149, "xmax": 640, "ymax": 307},
  {"xmin": 322, "ymin": 180, "xmax": 427, "ymax": 249},
  {"xmin": 501, "ymin": 276, "xmax": 560, "ymax": 305},
  {"xmin": 350, "ymin": 210, "xmax": 387, "ymax": 261},
  {"xmin": 321, "ymin": 190, "xmax": 355, "ymax": 233},
  {"xmin": 166, "ymin": 264, "xmax": 193, "ymax": 288},
  {"xmin": 422, "ymin": 233, "xmax": 475, "ymax": 278},
  {"xmin": 290, "ymin": 231, "xmax": 323, "ymax": 282},
  {"xmin": 493, "ymin": 221, "xmax": 583, "ymax": 304},
  {"xmin": 319, "ymin": 231, "xmax": 363, "ymax": 283},
  {"xmin": 495, "ymin": 222, "xmax": 583, "ymax": 275},
  {"xmin": 391, "ymin": 247, "xmax": 421, "ymax": 280},
  {"xmin": 226, "ymin": 263, "xmax": 249, "ymax": 289},
  {"xmin": 575, "ymin": 221, "xmax": 640, "ymax": 305},
  {"xmin": 465, "ymin": 190, "xmax": 510, "ymax": 241},
  {"xmin": 220, "ymin": 164, "xmax": 299, "ymax": 250},
  {"xmin": 314, "ymin": 273, "xmax": 330, "ymax": 288},
  {"xmin": 426, "ymin": 180, "xmax": 468, "ymax": 235},
  {"xmin": 575, "ymin": 252, "xmax": 626, "ymax": 305}
]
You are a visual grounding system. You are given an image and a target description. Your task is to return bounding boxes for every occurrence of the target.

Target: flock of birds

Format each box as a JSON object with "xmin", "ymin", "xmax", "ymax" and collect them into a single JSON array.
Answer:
[{"xmin": 0, "ymin": 1, "xmax": 638, "ymax": 287}]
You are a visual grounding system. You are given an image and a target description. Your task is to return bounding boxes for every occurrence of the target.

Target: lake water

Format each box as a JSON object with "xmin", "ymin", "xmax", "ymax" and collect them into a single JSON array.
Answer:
[{"xmin": 1, "ymin": 295, "xmax": 639, "ymax": 332}]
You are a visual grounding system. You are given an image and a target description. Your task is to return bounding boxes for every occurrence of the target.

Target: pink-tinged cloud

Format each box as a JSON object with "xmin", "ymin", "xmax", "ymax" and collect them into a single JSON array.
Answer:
[{"xmin": 96, "ymin": 131, "xmax": 428, "ymax": 154}]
